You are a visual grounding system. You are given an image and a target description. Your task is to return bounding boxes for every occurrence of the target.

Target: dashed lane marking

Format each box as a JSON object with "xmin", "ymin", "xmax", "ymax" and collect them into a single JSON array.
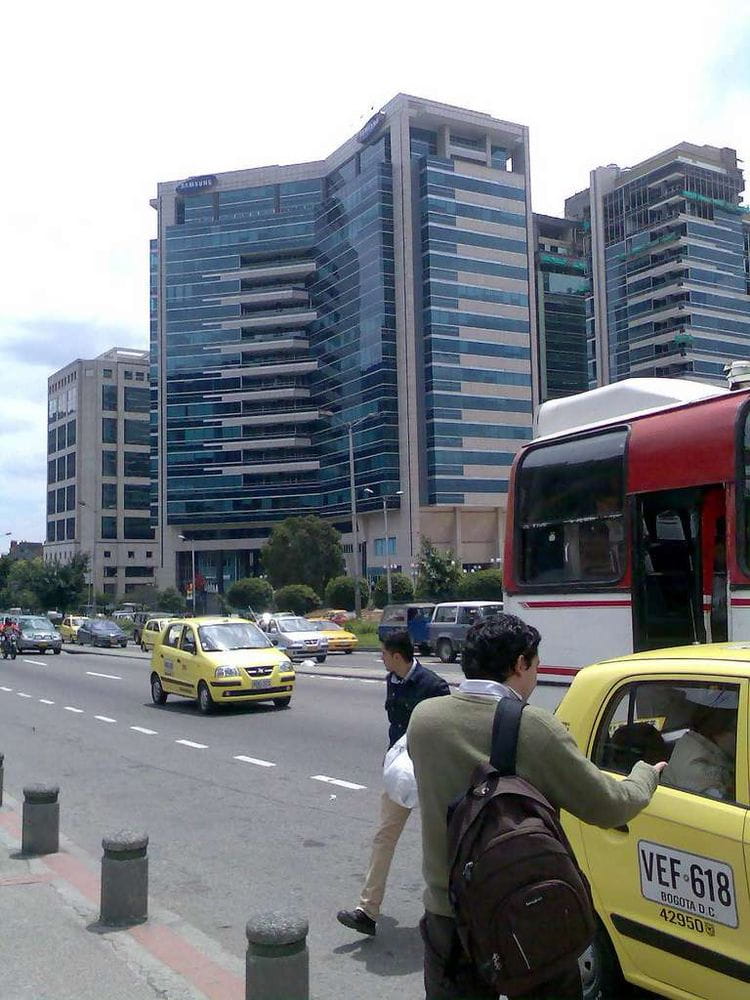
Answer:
[
  {"xmin": 176, "ymin": 739, "xmax": 208, "ymax": 749},
  {"xmin": 17, "ymin": 693, "xmax": 32, "ymax": 699},
  {"xmin": 39, "ymin": 699, "xmax": 55, "ymax": 705},
  {"xmin": 0, "ymin": 686, "xmax": 11, "ymax": 692},
  {"xmin": 23, "ymin": 659, "xmax": 48, "ymax": 666},
  {"xmin": 86, "ymin": 671, "xmax": 122, "ymax": 680},
  {"xmin": 234, "ymin": 755, "xmax": 275, "ymax": 768},
  {"xmin": 310, "ymin": 774, "xmax": 367, "ymax": 791},
  {"xmin": 64, "ymin": 706, "xmax": 84, "ymax": 714},
  {"xmin": 95, "ymin": 715, "xmax": 116, "ymax": 723},
  {"xmin": 130, "ymin": 726, "xmax": 158, "ymax": 735}
]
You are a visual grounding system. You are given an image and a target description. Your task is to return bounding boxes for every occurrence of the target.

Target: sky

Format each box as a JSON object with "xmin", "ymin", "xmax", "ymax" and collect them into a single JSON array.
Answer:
[{"xmin": 0, "ymin": 0, "xmax": 748, "ymax": 550}]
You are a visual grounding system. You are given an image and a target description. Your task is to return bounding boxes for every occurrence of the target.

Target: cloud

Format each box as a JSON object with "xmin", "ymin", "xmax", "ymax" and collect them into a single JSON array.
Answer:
[{"xmin": 1, "ymin": 318, "xmax": 144, "ymax": 369}]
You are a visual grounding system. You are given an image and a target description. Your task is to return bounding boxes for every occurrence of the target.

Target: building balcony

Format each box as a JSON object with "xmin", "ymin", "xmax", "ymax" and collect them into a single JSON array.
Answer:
[
  {"xmin": 221, "ymin": 459, "xmax": 321, "ymax": 476},
  {"xmin": 204, "ymin": 261, "xmax": 316, "ymax": 283}
]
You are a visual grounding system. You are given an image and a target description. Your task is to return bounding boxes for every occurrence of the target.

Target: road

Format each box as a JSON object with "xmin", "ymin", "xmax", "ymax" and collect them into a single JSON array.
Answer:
[{"xmin": 0, "ymin": 645, "xmax": 565, "ymax": 999}]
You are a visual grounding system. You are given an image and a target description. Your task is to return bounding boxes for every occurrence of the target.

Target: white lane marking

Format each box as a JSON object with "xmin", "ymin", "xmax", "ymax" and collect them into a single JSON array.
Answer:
[
  {"xmin": 95, "ymin": 715, "xmax": 116, "ymax": 723},
  {"xmin": 130, "ymin": 726, "xmax": 157, "ymax": 735},
  {"xmin": 357, "ymin": 679, "xmax": 380, "ymax": 684},
  {"xmin": 176, "ymin": 739, "xmax": 208, "ymax": 749},
  {"xmin": 86, "ymin": 671, "xmax": 121, "ymax": 680},
  {"xmin": 310, "ymin": 774, "xmax": 367, "ymax": 791},
  {"xmin": 0, "ymin": 686, "xmax": 11, "ymax": 692},
  {"xmin": 64, "ymin": 706, "xmax": 84, "ymax": 714},
  {"xmin": 39, "ymin": 699, "xmax": 55, "ymax": 705},
  {"xmin": 234, "ymin": 755, "xmax": 276, "ymax": 768},
  {"xmin": 17, "ymin": 692, "xmax": 32, "ymax": 698},
  {"xmin": 23, "ymin": 659, "xmax": 48, "ymax": 666}
]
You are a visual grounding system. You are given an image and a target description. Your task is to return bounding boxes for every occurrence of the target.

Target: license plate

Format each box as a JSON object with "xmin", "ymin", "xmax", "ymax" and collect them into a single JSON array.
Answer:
[
  {"xmin": 252, "ymin": 679, "xmax": 272, "ymax": 689},
  {"xmin": 638, "ymin": 839, "xmax": 737, "ymax": 927}
]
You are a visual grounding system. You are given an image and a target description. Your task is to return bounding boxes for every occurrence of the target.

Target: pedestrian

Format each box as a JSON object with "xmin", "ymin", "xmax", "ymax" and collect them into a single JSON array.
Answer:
[
  {"xmin": 408, "ymin": 613, "xmax": 667, "ymax": 999},
  {"xmin": 337, "ymin": 629, "xmax": 450, "ymax": 936}
]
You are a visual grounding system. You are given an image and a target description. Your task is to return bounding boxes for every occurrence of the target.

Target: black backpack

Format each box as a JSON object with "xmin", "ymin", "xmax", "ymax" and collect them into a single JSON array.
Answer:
[{"xmin": 446, "ymin": 696, "xmax": 595, "ymax": 996}]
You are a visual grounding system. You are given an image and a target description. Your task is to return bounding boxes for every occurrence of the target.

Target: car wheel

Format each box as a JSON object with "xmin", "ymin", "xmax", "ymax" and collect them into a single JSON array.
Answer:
[
  {"xmin": 53, "ymin": 648, "xmax": 61, "ymax": 655},
  {"xmin": 419, "ymin": 643, "xmax": 431, "ymax": 656},
  {"xmin": 343, "ymin": 649, "xmax": 353, "ymax": 654},
  {"xmin": 141, "ymin": 642, "xmax": 148, "ymax": 653},
  {"xmin": 437, "ymin": 639, "xmax": 456, "ymax": 663},
  {"xmin": 315, "ymin": 655, "xmax": 326, "ymax": 663},
  {"xmin": 120, "ymin": 641, "xmax": 127, "ymax": 648},
  {"xmin": 273, "ymin": 696, "xmax": 292, "ymax": 709},
  {"xmin": 579, "ymin": 922, "xmax": 629, "ymax": 1000},
  {"xmin": 150, "ymin": 673, "xmax": 168, "ymax": 706},
  {"xmin": 197, "ymin": 681, "xmax": 214, "ymax": 714}
]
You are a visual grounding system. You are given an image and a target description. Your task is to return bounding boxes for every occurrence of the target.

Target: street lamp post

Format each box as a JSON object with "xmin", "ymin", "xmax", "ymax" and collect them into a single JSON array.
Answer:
[
  {"xmin": 78, "ymin": 501, "xmax": 96, "ymax": 615},
  {"xmin": 178, "ymin": 534, "xmax": 197, "ymax": 615},
  {"xmin": 363, "ymin": 488, "xmax": 403, "ymax": 604}
]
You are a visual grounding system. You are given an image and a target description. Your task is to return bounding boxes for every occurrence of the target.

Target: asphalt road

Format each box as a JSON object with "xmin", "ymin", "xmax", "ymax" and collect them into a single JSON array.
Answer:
[{"xmin": 0, "ymin": 645, "xmax": 565, "ymax": 1000}]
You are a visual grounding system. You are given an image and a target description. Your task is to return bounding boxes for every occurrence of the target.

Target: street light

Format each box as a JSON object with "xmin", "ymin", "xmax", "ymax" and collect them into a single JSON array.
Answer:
[
  {"xmin": 363, "ymin": 487, "xmax": 403, "ymax": 604},
  {"xmin": 178, "ymin": 534, "xmax": 197, "ymax": 615},
  {"xmin": 78, "ymin": 501, "xmax": 96, "ymax": 615}
]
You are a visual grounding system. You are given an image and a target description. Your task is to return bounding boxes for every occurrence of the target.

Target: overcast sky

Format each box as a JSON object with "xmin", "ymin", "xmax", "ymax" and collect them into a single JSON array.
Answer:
[{"xmin": 0, "ymin": 0, "xmax": 748, "ymax": 551}]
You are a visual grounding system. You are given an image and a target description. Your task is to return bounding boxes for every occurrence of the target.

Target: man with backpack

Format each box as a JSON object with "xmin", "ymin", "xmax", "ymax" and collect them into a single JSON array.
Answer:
[{"xmin": 408, "ymin": 614, "xmax": 667, "ymax": 999}]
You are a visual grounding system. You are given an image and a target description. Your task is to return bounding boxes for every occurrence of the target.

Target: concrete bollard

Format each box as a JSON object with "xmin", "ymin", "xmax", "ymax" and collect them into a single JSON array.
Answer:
[
  {"xmin": 0, "ymin": 752, "xmax": 4, "ymax": 807},
  {"xmin": 22, "ymin": 784, "xmax": 59, "ymax": 855},
  {"xmin": 246, "ymin": 913, "xmax": 309, "ymax": 1000},
  {"xmin": 100, "ymin": 831, "xmax": 149, "ymax": 926}
]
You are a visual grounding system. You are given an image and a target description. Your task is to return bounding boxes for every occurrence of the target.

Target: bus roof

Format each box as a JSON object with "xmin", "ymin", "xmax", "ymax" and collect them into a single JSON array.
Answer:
[{"xmin": 535, "ymin": 378, "xmax": 728, "ymax": 440}]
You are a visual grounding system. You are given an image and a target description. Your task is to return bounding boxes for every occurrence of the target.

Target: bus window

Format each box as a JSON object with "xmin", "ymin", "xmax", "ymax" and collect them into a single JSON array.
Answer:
[{"xmin": 517, "ymin": 429, "xmax": 627, "ymax": 586}]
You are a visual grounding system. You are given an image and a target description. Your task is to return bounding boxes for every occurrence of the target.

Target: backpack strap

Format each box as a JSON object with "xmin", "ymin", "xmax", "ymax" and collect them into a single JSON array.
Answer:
[{"xmin": 489, "ymin": 696, "xmax": 525, "ymax": 775}]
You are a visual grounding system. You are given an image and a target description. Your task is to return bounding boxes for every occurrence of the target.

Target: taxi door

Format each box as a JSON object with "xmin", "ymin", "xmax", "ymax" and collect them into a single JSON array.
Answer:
[
  {"xmin": 177, "ymin": 624, "xmax": 200, "ymax": 695},
  {"xmin": 157, "ymin": 623, "xmax": 189, "ymax": 696},
  {"xmin": 577, "ymin": 676, "xmax": 750, "ymax": 999}
]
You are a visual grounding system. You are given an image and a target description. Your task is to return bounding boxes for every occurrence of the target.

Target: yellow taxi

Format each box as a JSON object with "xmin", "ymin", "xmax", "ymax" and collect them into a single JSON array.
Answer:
[
  {"xmin": 556, "ymin": 643, "xmax": 750, "ymax": 1000},
  {"xmin": 58, "ymin": 615, "xmax": 88, "ymax": 642},
  {"xmin": 150, "ymin": 616, "xmax": 295, "ymax": 713},
  {"xmin": 308, "ymin": 619, "xmax": 358, "ymax": 654},
  {"xmin": 139, "ymin": 616, "xmax": 176, "ymax": 653}
]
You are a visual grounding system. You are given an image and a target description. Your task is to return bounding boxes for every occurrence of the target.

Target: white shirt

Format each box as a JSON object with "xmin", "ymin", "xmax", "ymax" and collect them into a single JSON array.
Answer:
[
  {"xmin": 389, "ymin": 660, "xmax": 418, "ymax": 685},
  {"xmin": 457, "ymin": 679, "xmax": 523, "ymax": 701}
]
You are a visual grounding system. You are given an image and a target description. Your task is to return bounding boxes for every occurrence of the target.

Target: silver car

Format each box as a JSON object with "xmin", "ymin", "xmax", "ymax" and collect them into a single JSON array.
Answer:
[{"xmin": 265, "ymin": 615, "xmax": 328, "ymax": 662}]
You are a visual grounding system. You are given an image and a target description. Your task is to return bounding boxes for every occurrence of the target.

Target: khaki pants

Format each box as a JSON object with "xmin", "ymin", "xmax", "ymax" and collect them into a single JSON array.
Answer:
[{"xmin": 358, "ymin": 790, "xmax": 412, "ymax": 920}]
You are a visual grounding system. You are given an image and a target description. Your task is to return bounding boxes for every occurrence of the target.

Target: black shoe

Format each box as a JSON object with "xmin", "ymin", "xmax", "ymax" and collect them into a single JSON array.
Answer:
[{"xmin": 337, "ymin": 907, "xmax": 376, "ymax": 936}]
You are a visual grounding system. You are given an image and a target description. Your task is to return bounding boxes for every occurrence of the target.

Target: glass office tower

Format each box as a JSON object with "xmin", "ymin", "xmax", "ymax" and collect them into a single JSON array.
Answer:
[{"xmin": 151, "ymin": 95, "xmax": 536, "ymax": 595}]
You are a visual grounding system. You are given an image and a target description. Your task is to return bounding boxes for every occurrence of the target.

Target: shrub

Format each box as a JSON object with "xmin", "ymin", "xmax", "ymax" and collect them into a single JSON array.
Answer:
[
  {"xmin": 227, "ymin": 577, "xmax": 274, "ymax": 612},
  {"xmin": 457, "ymin": 569, "xmax": 504, "ymax": 601},
  {"xmin": 324, "ymin": 575, "xmax": 369, "ymax": 612},
  {"xmin": 372, "ymin": 572, "xmax": 414, "ymax": 609},
  {"xmin": 274, "ymin": 584, "xmax": 322, "ymax": 616}
]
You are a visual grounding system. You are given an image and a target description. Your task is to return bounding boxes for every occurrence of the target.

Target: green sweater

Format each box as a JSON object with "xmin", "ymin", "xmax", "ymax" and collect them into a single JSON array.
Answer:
[{"xmin": 408, "ymin": 691, "xmax": 658, "ymax": 916}]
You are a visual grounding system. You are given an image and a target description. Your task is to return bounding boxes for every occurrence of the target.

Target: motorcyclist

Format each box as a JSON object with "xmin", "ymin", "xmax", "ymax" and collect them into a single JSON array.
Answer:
[{"xmin": 1, "ymin": 617, "xmax": 19, "ymax": 657}]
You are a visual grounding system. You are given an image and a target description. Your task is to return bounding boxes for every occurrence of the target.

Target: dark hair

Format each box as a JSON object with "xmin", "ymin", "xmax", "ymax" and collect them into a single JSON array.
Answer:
[
  {"xmin": 461, "ymin": 614, "xmax": 540, "ymax": 682},
  {"xmin": 382, "ymin": 629, "xmax": 414, "ymax": 663}
]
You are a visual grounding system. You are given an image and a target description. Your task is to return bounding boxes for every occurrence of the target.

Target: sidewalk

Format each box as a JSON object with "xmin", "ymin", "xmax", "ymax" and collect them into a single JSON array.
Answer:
[{"xmin": 0, "ymin": 792, "xmax": 245, "ymax": 1000}]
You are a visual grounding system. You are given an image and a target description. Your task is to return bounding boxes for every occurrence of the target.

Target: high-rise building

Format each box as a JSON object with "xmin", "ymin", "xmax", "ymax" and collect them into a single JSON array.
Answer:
[
  {"xmin": 533, "ymin": 214, "xmax": 589, "ymax": 401},
  {"xmin": 151, "ymin": 94, "xmax": 536, "ymax": 595},
  {"xmin": 44, "ymin": 348, "xmax": 156, "ymax": 600},
  {"xmin": 566, "ymin": 143, "xmax": 750, "ymax": 387}
]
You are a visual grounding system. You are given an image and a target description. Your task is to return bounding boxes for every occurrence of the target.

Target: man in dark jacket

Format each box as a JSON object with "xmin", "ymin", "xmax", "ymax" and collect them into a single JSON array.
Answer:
[{"xmin": 337, "ymin": 630, "xmax": 449, "ymax": 936}]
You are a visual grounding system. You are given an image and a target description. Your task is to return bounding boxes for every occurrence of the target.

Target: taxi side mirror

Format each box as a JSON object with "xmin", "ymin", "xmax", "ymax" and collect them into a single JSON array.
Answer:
[{"xmin": 270, "ymin": 635, "xmax": 279, "ymax": 645}]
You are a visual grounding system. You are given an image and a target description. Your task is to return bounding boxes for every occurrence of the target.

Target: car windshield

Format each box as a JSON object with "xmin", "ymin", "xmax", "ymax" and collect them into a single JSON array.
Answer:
[
  {"xmin": 93, "ymin": 621, "xmax": 119, "ymax": 632},
  {"xmin": 24, "ymin": 618, "xmax": 53, "ymax": 630},
  {"xmin": 279, "ymin": 617, "xmax": 316, "ymax": 632},
  {"xmin": 198, "ymin": 622, "xmax": 271, "ymax": 651},
  {"xmin": 70, "ymin": 617, "xmax": 86, "ymax": 626},
  {"xmin": 314, "ymin": 621, "xmax": 342, "ymax": 631}
]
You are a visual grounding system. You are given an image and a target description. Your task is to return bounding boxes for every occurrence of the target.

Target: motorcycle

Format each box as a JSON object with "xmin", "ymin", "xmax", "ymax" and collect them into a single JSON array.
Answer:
[{"xmin": 2, "ymin": 632, "xmax": 18, "ymax": 660}]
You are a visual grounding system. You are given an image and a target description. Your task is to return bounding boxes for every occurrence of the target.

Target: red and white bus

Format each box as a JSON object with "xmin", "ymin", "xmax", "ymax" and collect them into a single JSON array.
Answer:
[{"xmin": 503, "ymin": 377, "xmax": 750, "ymax": 682}]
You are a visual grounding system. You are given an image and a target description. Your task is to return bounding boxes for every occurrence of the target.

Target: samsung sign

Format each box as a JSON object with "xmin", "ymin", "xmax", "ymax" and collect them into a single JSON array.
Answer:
[
  {"xmin": 175, "ymin": 175, "xmax": 217, "ymax": 194},
  {"xmin": 355, "ymin": 112, "xmax": 386, "ymax": 145}
]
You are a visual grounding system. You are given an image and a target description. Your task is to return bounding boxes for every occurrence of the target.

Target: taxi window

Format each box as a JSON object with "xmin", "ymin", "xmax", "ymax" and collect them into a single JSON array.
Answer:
[
  {"xmin": 593, "ymin": 680, "xmax": 740, "ymax": 804},
  {"xmin": 163, "ymin": 623, "xmax": 183, "ymax": 648},
  {"xmin": 180, "ymin": 628, "xmax": 197, "ymax": 654}
]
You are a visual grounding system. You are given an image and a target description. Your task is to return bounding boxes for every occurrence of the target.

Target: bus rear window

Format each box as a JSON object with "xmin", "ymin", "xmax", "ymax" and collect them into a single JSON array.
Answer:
[{"xmin": 516, "ymin": 429, "xmax": 627, "ymax": 586}]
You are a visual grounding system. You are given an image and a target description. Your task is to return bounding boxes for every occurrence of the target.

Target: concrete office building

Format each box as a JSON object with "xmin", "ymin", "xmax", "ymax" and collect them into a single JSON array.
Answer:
[
  {"xmin": 151, "ymin": 94, "xmax": 536, "ymax": 595},
  {"xmin": 533, "ymin": 214, "xmax": 589, "ymax": 401},
  {"xmin": 44, "ymin": 348, "xmax": 156, "ymax": 599},
  {"xmin": 566, "ymin": 143, "xmax": 750, "ymax": 387}
]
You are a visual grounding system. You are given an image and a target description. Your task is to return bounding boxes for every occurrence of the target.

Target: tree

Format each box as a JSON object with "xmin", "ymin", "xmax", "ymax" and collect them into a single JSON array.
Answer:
[
  {"xmin": 262, "ymin": 516, "xmax": 343, "ymax": 596},
  {"xmin": 414, "ymin": 537, "xmax": 464, "ymax": 601},
  {"xmin": 227, "ymin": 577, "xmax": 274, "ymax": 612},
  {"xmin": 274, "ymin": 584, "xmax": 321, "ymax": 616},
  {"xmin": 324, "ymin": 575, "xmax": 369, "ymax": 612},
  {"xmin": 157, "ymin": 587, "xmax": 187, "ymax": 613},
  {"xmin": 4, "ymin": 558, "xmax": 45, "ymax": 610},
  {"xmin": 3, "ymin": 555, "xmax": 88, "ymax": 612},
  {"xmin": 372, "ymin": 572, "xmax": 414, "ymax": 609},
  {"xmin": 457, "ymin": 569, "xmax": 504, "ymax": 601}
]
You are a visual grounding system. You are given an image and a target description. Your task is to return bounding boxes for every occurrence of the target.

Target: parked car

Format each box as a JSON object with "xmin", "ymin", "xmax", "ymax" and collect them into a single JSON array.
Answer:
[
  {"xmin": 76, "ymin": 619, "xmax": 128, "ymax": 648},
  {"xmin": 150, "ymin": 616, "xmax": 295, "ymax": 713},
  {"xmin": 16, "ymin": 616, "xmax": 63, "ymax": 655},
  {"xmin": 263, "ymin": 615, "xmax": 328, "ymax": 662},
  {"xmin": 139, "ymin": 617, "xmax": 176, "ymax": 653},
  {"xmin": 378, "ymin": 603, "xmax": 436, "ymax": 651},
  {"xmin": 557, "ymin": 643, "xmax": 750, "ymax": 1000},
  {"xmin": 427, "ymin": 600, "xmax": 504, "ymax": 662},
  {"xmin": 58, "ymin": 615, "xmax": 89, "ymax": 643},
  {"xmin": 308, "ymin": 619, "xmax": 358, "ymax": 653}
]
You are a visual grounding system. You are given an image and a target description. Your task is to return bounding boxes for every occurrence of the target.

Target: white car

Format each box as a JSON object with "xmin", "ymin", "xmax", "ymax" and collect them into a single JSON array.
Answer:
[{"xmin": 265, "ymin": 615, "xmax": 328, "ymax": 662}]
